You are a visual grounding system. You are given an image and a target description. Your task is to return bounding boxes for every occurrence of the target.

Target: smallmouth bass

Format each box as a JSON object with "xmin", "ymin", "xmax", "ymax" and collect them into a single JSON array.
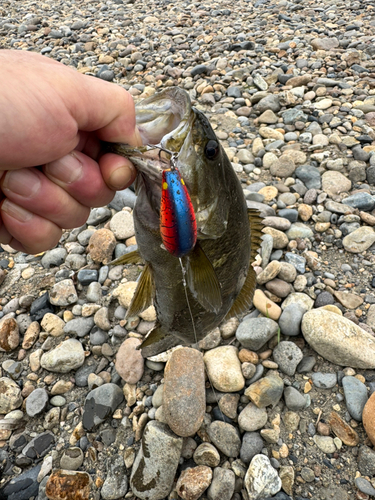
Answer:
[{"xmin": 106, "ymin": 87, "xmax": 263, "ymax": 357}]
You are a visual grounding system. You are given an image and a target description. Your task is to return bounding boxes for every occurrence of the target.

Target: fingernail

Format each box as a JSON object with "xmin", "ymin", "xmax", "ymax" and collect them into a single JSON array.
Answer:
[
  {"xmin": 45, "ymin": 153, "xmax": 83, "ymax": 184},
  {"xmin": 108, "ymin": 164, "xmax": 136, "ymax": 190},
  {"xmin": 2, "ymin": 200, "xmax": 33, "ymax": 222},
  {"xmin": 131, "ymin": 127, "xmax": 143, "ymax": 147},
  {"xmin": 3, "ymin": 169, "xmax": 41, "ymax": 198}
]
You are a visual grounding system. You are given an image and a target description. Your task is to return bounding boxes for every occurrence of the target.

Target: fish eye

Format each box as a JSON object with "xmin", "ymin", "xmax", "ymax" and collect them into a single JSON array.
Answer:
[{"xmin": 204, "ymin": 140, "xmax": 219, "ymax": 160}]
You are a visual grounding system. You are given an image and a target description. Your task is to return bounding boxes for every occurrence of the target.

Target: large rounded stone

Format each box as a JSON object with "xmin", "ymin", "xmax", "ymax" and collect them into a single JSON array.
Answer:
[
  {"xmin": 130, "ymin": 421, "xmax": 183, "ymax": 500},
  {"xmin": 163, "ymin": 347, "xmax": 205, "ymax": 437},
  {"xmin": 204, "ymin": 346, "xmax": 244, "ymax": 392},
  {"xmin": 40, "ymin": 339, "xmax": 85, "ymax": 373},
  {"xmin": 302, "ymin": 309, "xmax": 375, "ymax": 368}
]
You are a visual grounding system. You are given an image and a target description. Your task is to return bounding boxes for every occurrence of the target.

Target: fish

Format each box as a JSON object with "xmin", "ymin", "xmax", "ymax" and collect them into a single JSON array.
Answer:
[{"xmin": 106, "ymin": 87, "xmax": 263, "ymax": 357}]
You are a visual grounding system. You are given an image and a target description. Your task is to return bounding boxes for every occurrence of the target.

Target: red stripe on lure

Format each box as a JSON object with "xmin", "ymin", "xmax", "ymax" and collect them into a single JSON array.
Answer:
[{"xmin": 160, "ymin": 168, "xmax": 197, "ymax": 257}]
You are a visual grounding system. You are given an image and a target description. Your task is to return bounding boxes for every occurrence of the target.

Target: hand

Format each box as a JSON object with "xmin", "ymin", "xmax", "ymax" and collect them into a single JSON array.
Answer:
[{"xmin": 0, "ymin": 50, "xmax": 141, "ymax": 254}]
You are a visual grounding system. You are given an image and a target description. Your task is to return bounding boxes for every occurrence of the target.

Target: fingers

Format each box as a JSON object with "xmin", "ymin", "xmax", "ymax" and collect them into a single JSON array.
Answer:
[
  {"xmin": 99, "ymin": 153, "xmax": 137, "ymax": 191},
  {"xmin": 1, "ymin": 167, "xmax": 90, "ymax": 229},
  {"xmin": 0, "ymin": 201, "xmax": 62, "ymax": 254}
]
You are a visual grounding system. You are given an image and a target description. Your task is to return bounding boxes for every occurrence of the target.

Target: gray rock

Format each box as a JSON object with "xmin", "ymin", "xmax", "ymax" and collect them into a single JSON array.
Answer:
[
  {"xmin": 255, "ymin": 95, "xmax": 281, "ymax": 113},
  {"xmin": 83, "ymin": 383, "xmax": 124, "ymax": 431},
  {"xmin": 279, "ymin": 304, "xmax": 305, "ymax": 337},
  {"xmin": 295, "ymin": 165, "xmax": 321, "ymax": 189},
  {"xmin": 87, "ymin": 207, "xmax": 112, "ymax": 226},
  {"xmin": 207, "ymin": 467, "xmax": 235, "ymax": 500},
  {"xmin": 313, "ymin": 435, "xmax": 336, "ymax": 454},
  {"xmin": 60, "ymin": 447, "xmax": 84, "ymax": 470},
  {"xmin": 64, "ymin": 317, "xmax": 95, "ymax": 338},
  {"xmin": 49, "ymin": 279, "xmax": 78, "ymax": 306},
  {"xmin": 0, "ymin": 464, "xmax": 42, "ymax": 500},
  {"xmin": 207, "ymin": 421, "xmax": 241, "ymax": 457},
  {"xmin": 284, "ymin": 387, "xmax": 308, "ymax": 411},
  {"xmin": 130, "ymin": 421, "xmax": 183, "ymax": 500},
  {"xmin": 314, "ymin": 291, "xmax": 335, "ymax": 307},
  {"xmin": 342, "ymin": 376, "xmax": 368, "ymax": 421},
  {"xmin": 240, "ymin": 432, "xmax": 264, "ymax": 464},
  {"xmin": 109, "ymin": 188, "xmax": 137, "ymax": 211},
  {"xmin": 358, "ymin": 445, "xmax": 375, "ymax": 476},
  {"xmin": 284, "ymin": 253, "xmax": 306, "ymax": 274},
  {"xmin": 272, "ymin": 341, "xmax": 303, "ymax": 376},
  {"xmin": 236, "ymin": 317, "xmax": 279, "ymax": 350},
  {"xmin": 86, "ymin": 282, "xmax": 102, "ymax": 303},
  {"xmin": 101, "ymin": 455, "xmax": 128, "ymax": 499},
  {"xmin": 26, "ymin": 388, "xmax": 49, "ymax": 417},
  {"xmin": 342, "ymin": 192, "xmax": 375, "ymax": 212},
  {"xmin": 238, "ymin": 403, "xmax": 268, "ymax": 432},
  {"xmin": 41, "ymin": 248, "xmax": 67, "ymax": 269},
  {"xmin": 355, "ymin": 477, "xmax": 375, "ymax": 497},
  {"xmin": 286, "ymin": 223, "xmax": 314, "ymax": 240},
  {"xmin": 282, "ymin": 109, "xmax": 307, "ymax": 124},
  {"xmin": 75, "ymin": 362, "xmax": 97, "ymax": 387},
  {"xmin": 311, "ymin": 373, "xmax": 337, "ymax": 389}
]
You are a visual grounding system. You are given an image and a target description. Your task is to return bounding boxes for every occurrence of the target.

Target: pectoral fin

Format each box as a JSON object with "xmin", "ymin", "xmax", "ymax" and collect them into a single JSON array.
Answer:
[
  {"xmin": 225, "ymin": 209, "xmax": 264, "ymax": 319},
  {"xmin": 109, "ymin": 249, "xmax": 143, "ymax": 266},
  {"xmin": 185, "ymin": 243, "xmax": 222, "ymax": 313},
  {"xmin": 126, "ymin": 263, "xmax": 155, "ymax": 318}
]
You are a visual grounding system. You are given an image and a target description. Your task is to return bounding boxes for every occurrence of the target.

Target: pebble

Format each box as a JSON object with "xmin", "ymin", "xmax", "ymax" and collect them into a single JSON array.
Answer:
[
  {"xmin": 45, "ymin": 470, "xmax": 90, "ymax": 500},
  {"xmin": 207, "ymin": 421, "xmax": 241, "ymax": 458},
  {"xmin": 342, "ymin": 376, "xmax": 368, "ymax": 421},
  {"xmin": 163, "ymin": 347, "xmax": 205, "ymax": 437},
  {"xmin": 245, "ymin": 371, "xmax": 284, "ymax": 408},
  {"xmin": 284, "ymin": 387, "xmax": 308, "ymax": 411},
  {"xmin": 313, "ymin": 435, "xmax": 337, "ymax": 454},
  {"xmin": 329, "ymin": 411, "xmax": 359, "ymax": 447},
  {"xmin": 41, "ymin": 339, "xmax": 85, "ymax": 373},
  {"xmin": 101, "ymin": 455, "xmax": 128, "ymax": 500},
  {"xmin": 176, "ymin": 466, "xmax": 212, "ymax": 500},
  {"xmin": 0, "ymin": 318, "xmax": 19, "ymax": 352},
  {"xmin": 311, "ymin": 373, "xmax": 337, "ymax": 389},
  {"xmin": 244, "ymin": 454, "xmax": 282, "ymax": 499},
  {"xmin": 49, "ymin": 279, "xmax": 78, "ymax": 306},
  {"xmin": 362, "ymin": 392, "xmax": 375, "ymax": 446},
  {"xmin": 109, "ymin": 210, "xmax": 135, "ymax": 240},
  {"xmin": 60, "ymin": 447, "xmax": 84, "ymax": 471},
  {"xmin": 204, "ymin": 346, "xmax": 244, "ymax": 392},
  {"xmin": 207, "ymin": 467, "xmax": 235, "ymax": 500},
  {"xmin": 278, "ymin": 304, "xmax": 305, "ymax": 337},
  {"xmin": 272, "ymin": 342, "xmax": 303, "ymax": 376},
  {"xmin": 236, "ymin": 317, "xmax": 278, "ymax": 351},
  {"xmin": 238, "ymin": 403, "xmax": 268, "ymax": 432},
  {"xmin": 302, "ymin": 309, "xmax": 375, "ymax": 369},
  {"xmin": 115, "ymin": 338, "xmax": 144, "ymax": 384},
  {"xmin": 193, "ymin": 443, "xmax": 220, "ymax": 467},
  {"xmin": 25, "ymin": 388, "xmax": 49, "ymax": 417},
  {"xmin": 343, "ymin": 226, "xmax": 375, "ymax": 253},
  {"xmin": 0, "ymin": 377, "xmax": 22, "ymax": 413},
  {"xmin": 88, "ymin": 228, "xmax": 116, "ymax": 264},
  {"xmin": 252, "ymin": 289, "xmax": 281, "ymax": 320},
  {"xmin": 82, "ymin": 383, "xmax": 124, "ymax": 431},
  {"xmin": 130, "ymin": 421, "xmax": 182, "ymax": 500}
]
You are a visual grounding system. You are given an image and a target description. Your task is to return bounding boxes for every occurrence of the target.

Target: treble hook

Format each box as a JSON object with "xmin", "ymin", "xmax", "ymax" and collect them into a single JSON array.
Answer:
[{"xmin": 145, "ymin": 144, "xmax": 178, "ymax": 170}]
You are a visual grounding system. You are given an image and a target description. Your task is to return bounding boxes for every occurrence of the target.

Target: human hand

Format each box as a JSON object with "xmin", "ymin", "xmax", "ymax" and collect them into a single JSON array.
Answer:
[{"xmin": 0, "ymin": 50, "xmax": 141, "ymax": 254}]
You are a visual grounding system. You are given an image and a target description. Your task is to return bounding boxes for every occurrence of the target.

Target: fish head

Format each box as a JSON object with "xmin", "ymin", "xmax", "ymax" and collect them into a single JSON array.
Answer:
[{"xmin": 135, "ymin": 87, "xmax": 231, "ymax": 239}]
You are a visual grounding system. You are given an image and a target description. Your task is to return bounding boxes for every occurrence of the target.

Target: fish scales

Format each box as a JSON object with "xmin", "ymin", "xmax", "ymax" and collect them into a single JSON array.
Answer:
[{"xmin": 106, "ymin": 87, "xmax": 263, "ymax": 357}]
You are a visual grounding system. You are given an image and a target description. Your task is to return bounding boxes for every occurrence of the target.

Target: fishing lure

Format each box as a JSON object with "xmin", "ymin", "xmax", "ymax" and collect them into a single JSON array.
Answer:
[{"xmin": 160, "ymin": 166, "xmax": 197, "ymax": 258}]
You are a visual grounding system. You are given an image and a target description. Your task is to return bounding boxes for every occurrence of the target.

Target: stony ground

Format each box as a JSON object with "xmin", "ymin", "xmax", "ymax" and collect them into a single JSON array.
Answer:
[{"xmin": 1, "ymin": 0, "xmax": 375, "ymax": 499}]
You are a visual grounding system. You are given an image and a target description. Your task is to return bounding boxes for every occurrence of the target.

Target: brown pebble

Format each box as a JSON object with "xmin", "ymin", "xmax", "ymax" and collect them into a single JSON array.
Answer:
[
  {"xmin": 239, "ymin": 349, "xmax": 259, "ymax": 364},
  {"xmin": 317, "ymin": 422, "xmax": 331, "ymax": 436},
  {"xmin": 45, "ymin": 470, "xmax": 91, "ymax": 500},
  {"xmin": 22, "ymin": 321, "xmax": 40, "ymax": 350},
  {"xmin": 176, "ymin": 465, "xmax": 212, "ymax": 500},
  {"xmin": 0, "ymin": 318, "xmax": 19, "ymax": 352},
  {"xmin": 329, "ymin": 411, "xmax": 359, "ymax": 446},
  {"xmin": 88, "ymin": 228, "xmax": 116, "ymax": 264},
  {"xmin": 362, "ymin": 393, "xmax": 375, "ymax": 446},
  {"xmin": 259, "ymin": 349, "xmax": 272, "ymax": 360}
]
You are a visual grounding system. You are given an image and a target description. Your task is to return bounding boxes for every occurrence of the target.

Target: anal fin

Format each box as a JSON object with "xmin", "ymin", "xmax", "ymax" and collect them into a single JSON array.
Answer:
[
  {"xmin": 137, "ymin": 326, "xmax": 181, "ymax": 358},
  {"xmin": 126, "ymin": 263, "xmax": 155, "ymax": 318},
  {"xmin": 185, "ymin": 243, "xmax": 222, "ymax": 314},
  {"xmin": 225, "ymin": 209, "xmax": 264, "ymax": 320},
  {"xmin": 108, "ymin": 249, "xmax": 143, "ymax": 266}
]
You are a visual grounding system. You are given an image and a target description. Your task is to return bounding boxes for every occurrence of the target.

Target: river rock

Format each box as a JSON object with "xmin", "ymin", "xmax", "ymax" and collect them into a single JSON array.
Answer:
[
  {"xmin": 204, "ymin": 346, "xmax": 244, "ymax": 392},
  {"xmin": 0, "ymin": 318, "xmax": 20, "ymax": 352},
  {"xmin": 329, "ymin": 411, "xmax": 359, "ymax": 446},
  {"xmin": 343, "ymin": 226, "xmax": 375, "ymax": 253},
  {"xmin": 207, "ymin": 421, "xmax": 241, "ymax": 457},
  {"xmin": 342, "ymin": 376, "xmax": 368, "ymax": 421},
  {"xmin": 245, "ymin": 371, "xmax": 284, "ymax": 408},
  {"xmin": 82, "ymin": 383, "xmax": 124, "ymax": 431},
  {"xmin": 45, "ymin": 470, "xmax": 91, "ymax": 500},
  {"xmin": 40, "ymin": 339, "xmax": 85, "ymax": 373},
  {"xmin": 115, "ymin": 338, "xmax": 144, "ymax": 384},
  {"xmin": 302, "ymin": 309, "xmax": 375, "ymax": 368},
  {"xmin": 163, "ymin": 347, "xmax": 205, "ymax": 437},
  {"xmin": 272, "ymin": 341, "xmax": 303, "ymax": 376},
  {"xmin": 0, "ymin": 377, "xmax": 23, "ymax": 413},
  {"xmin": 207, "ymin": 467, "xmax": 235, "ymax": 500},
  {"xmin": 244, "ymin": 454, "xmax": 281, "ymax": 500},
  {"xmin": 176, "ymin": 466, "xmax": 212, "ymax": 500},
  {"xmin": 131, "ymin": 421, "xmax": 183, "ymax": 500},
  {"xmin": 236, "ymin": 317, "xmax": 279, "ymax": 350},
  {"xmin": 238, "ymin": 403, "xmax": 268, "ymax": 432}
]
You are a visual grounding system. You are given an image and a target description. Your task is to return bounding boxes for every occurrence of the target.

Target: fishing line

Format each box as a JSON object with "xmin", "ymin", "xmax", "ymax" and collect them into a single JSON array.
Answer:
[{"xmin": 178, "ymin": 257, "xmax": 226, "ymax": 423}]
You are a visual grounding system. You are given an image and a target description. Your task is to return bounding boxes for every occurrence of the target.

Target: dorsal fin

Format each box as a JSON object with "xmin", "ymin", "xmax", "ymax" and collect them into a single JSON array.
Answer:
[
  {"xmin": 225, "ymin": 209, "xmax": 264, "ymax": 319},
  {"xmin": 126, "ymin": 263, "xmax": 155, "ymax": 318}
]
